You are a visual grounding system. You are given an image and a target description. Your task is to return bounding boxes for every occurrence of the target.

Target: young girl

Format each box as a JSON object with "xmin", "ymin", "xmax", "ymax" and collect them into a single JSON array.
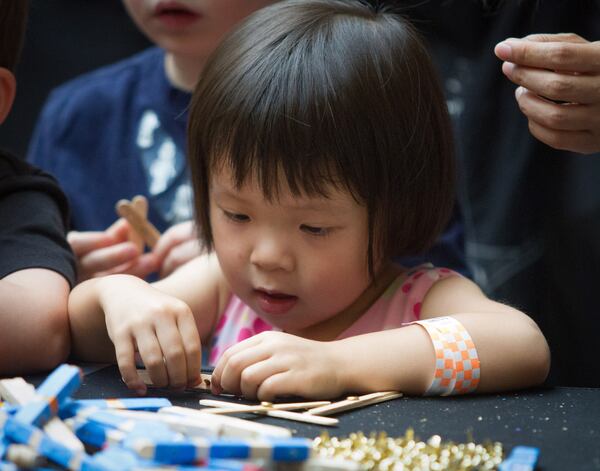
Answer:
[{"xmin": 68, "ymin": 0, "xmax": 550, "ymax": 400}]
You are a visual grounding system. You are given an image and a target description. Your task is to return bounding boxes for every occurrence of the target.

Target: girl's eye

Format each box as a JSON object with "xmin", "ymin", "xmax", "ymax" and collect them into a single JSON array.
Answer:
[
  {"xmin": 223, "ymin": 210, "xmax": 250, "ymax": 223},
  {"xmin": 300, "ymin": 224, "xmax": 330, "ymax": 236}
]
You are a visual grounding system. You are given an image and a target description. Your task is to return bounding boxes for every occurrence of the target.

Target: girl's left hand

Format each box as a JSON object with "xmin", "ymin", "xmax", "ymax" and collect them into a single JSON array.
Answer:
[{"xmin": 211, "ymin": 331, "xmax": 346, "ymax": 400}]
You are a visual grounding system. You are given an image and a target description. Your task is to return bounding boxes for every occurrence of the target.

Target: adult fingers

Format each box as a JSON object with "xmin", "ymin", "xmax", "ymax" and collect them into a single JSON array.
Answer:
[
  {"xmin": 136, "ymin": 327, "xmax": 168, "ymax": 388},
  {"xmin": 68, "ymin": 231, "xmax": 116, "ymax": 258},
  {"xmin": 495, "ymin": 37, "xmax": 600, "ymax": 73},
  {"xmin": 78, "ymin": 242, "xmax": 140, "ymax": 279},
  {"xmin": 502, "ymin": 62, "xmax": 600, "ymax": 104},
  {"xmin": 515, "ymin": 86, "xmax": 599, "ymax": 131},
  {"xmin": 176, "ymin": 313, "xmax": 202, "ymax": 388},
  {"xmin": 527, "ymin": 118, "xmax": 598, "ymax": 154},
  {"xmin": 153, "ymin": 221, "xmax": 196, "ymax": 261},
  {"xmin": 97, "ymin": 253, "xmax": 160, "ymax": 279},
  {"xmin": 113, "ymin": 331, "xmax": 146, "ymax": 395},
  {"xmin": 521, "ymin": 33, "xmax": 588, "ymax": 44}
]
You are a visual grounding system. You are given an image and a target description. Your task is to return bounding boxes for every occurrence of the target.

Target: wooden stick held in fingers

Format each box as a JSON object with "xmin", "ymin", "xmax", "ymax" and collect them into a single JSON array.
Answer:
[
  {"xmin": 116, "ymin": 197, "xmax": 161, "ymax": 248},
  {"xmin": 137, "ymin": 369, "xmax": 213, "ymax": 391}
]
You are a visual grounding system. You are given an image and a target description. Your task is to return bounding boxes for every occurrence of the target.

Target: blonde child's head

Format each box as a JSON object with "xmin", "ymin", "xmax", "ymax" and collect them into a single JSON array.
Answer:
[{"xmin": 190, "ymin": 0, "xmax": 455, "ymax": 267}]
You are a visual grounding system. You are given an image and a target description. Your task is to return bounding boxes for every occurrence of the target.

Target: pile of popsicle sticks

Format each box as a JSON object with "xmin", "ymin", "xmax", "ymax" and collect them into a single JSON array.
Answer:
[
  {"xmin": 137, "ymin": 370, "xmax": 402, "ymax": 427},
  {"xmin": 0, "ymin": 364, "xmax": 384, "ymax": 471}
]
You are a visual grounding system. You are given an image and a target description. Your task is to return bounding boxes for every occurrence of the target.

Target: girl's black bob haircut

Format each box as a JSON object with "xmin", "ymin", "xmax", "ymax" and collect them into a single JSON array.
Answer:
[{"xmin": 188, "ymin": 0, "xmax": 455, "ymax": 275}]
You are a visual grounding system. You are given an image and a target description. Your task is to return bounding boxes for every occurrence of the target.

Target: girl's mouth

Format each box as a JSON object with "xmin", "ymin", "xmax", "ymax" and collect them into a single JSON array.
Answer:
[{"xmin": 254, "ymin": 289, "xmax": 298, "ymax": 316}]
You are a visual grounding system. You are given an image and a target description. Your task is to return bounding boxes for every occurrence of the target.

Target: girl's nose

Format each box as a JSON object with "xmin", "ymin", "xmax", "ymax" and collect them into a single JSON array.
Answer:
[{"xmin": 249, "ymin": 237, "xmax": 294, "ymax": 272}]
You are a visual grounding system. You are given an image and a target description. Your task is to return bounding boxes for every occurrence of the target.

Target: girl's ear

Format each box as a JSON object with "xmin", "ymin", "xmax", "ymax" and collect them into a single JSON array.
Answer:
[{"xmin": 0, "ymin": 68, "xmax": 16, "ymax": 125}]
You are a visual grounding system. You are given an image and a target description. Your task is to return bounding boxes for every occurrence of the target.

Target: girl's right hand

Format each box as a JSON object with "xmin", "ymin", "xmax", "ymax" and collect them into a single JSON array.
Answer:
[{"xmin": 96, "ymin": 275, "xmax": 202, "ymax": 394}]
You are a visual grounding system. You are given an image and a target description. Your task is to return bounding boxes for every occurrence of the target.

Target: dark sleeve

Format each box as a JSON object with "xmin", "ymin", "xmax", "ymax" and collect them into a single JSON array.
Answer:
[{"xmin": 0, "ymin": 151, "xmax": 76, "ymax": 286}]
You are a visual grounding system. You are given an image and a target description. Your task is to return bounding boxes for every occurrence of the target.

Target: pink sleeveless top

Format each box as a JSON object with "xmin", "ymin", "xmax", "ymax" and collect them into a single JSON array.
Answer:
[{"xmin": 208, "ymin": 264, "xmax": 459, "ymax": 366}]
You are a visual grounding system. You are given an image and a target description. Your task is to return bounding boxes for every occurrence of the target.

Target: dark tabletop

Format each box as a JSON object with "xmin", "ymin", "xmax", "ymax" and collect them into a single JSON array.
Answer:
[{"xmin": 57, "ymin": 365, "xmax": 600, "ymax": 470}]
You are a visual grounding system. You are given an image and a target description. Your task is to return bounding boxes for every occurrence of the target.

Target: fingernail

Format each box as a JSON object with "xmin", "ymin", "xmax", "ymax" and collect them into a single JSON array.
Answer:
[
  {"xmin": 515, "ymin": 86, "xmax": 525, "ymax": 98},
  {"xmin": 495, "ymin": 42, "xmax": 512, "ymax": 60},
  {"xmin": 502, "ymin": 61, "xmax": 515, "ymax": 76}
]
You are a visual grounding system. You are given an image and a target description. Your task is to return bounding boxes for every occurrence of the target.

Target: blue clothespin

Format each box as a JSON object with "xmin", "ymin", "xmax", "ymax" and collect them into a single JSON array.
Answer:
[
  {"xmin": 3, "ymin": 417, "xmax": 93, "ymax": 470},
  {"xmin": 61, "ymin": 398, "xmax": 172, "ymax": 419},
  {"xmin": 128, "ymin": 437, "xmax": 313, "ymax": 465},
  {"xmin": 71, "ymin": 419, "xmax": 126, "ymax": 449},
  {"xmin": 499, "ymin": 445, "xmax": 540, "ymax": 471},
  {"xmin": 13, "ymin": 364, "xmax": 83, "ymax": 427}
]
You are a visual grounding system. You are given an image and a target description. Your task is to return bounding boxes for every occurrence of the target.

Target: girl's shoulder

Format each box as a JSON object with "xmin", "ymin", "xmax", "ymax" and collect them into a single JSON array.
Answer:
[
  {"xmin": 378, "ymin": 263, "xmax": 460, "ymax": 298},
  {"xmin": 338, "ymin": 263, "xmax": 461, "ymax": 338}
]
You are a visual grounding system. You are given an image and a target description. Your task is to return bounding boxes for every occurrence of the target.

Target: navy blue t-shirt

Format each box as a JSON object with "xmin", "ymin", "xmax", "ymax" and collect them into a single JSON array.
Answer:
[{"xmin": 28, "ymin": 47, "xmax": 192, "ymax": 233}]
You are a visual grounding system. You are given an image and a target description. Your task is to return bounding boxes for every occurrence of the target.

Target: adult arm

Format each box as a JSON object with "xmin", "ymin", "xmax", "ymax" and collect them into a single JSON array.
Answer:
[{"xmin": 495, "ymin": 33, "xmax": 600, "ymax": 154}]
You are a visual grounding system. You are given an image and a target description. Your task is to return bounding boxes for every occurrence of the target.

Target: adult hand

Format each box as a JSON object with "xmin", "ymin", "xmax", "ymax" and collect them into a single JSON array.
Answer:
[
  {"xmin": 97, "ymin": 275, "xmax": 202, "ymax": 394},
  {"xmin": 495, "ymin": 33, "xmax": 600, "ymax": 154},
  {"xmin": 211, "ymin": 331, "xmax": 346, "ymax": 400},
  {"xmin": 69, "ymin": 218, "xmax": 159, "ymax": 282},
  {"xmin": 152, "ymin": 220, "xmax": 203, "ymax": 279}
]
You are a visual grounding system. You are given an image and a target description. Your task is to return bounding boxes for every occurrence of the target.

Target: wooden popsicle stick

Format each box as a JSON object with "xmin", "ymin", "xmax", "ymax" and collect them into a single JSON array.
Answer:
[
  {"xmin": 307, "ymin": 391, "xmax": 402, "ymax": 416},
  {"xmin": 202, "ymin": 405, "xmax": 274, "ymax": 415},
  {"xmin": 199, "ymin": 398, "xmax": 331, "ymax": 411},
  {"xmin": 159, "ymin": 406, "xmax": 293, "ymax": 439},
  {"xmin": 198, "ymin": 398, "xmax": 338, "ymax": 426},
  {"xmin": 137, "ymin": 369, "xmax": 212, "ymax": 391},
  {"xmin": 131, "ymin": 195, "xmax": 148, "ymax": 217},
  {"xmin": 128, "ymin": 195, "xmax": 148, "ymax": 251},
  {"xmin": 257, "ymin": 408, "xmax": 338, "ymax": 426},
  {"xmin": 116, "ymin": 198, "xmax": 161, "ymax": 248}
]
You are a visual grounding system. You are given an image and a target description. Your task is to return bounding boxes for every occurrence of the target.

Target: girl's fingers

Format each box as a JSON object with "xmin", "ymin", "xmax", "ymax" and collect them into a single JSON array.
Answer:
[
  {"xmin": 218, "ymin": 344, "xmax": 273, "ymax": 396},
  {"xmin": 238, "ymin": 358, "xmax": 287, "ymax": 399},
  {"xmin": 113, "ymin": 331, "xmax": 146, "ymax": 395},
  {"xmin": 256, "ymin": 371, "xmax": 291, "ymax": 402},
  {"xmin": 176, "ymin": 313, "xmax": 202, "ymax": 387},
  {"xmin": 135, "ymin": 328, "xmax": 168, "ymax": 388},
  {"xmin": 155, "ymin": 320, "xmax": 188, "ymax": 389},
  {"xmin": 211, "ymin": 335, "xmax": 265, "ymax": 391}
]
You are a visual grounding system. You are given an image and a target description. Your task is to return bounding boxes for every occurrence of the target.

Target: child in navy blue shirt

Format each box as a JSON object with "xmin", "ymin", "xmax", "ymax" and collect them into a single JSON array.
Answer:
[{"xmin": 28, "ymin": 0, "xmax": 276, "ymax": 282}]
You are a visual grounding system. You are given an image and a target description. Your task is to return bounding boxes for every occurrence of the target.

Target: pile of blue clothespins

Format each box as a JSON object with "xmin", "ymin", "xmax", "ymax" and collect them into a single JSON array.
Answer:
[
  {"xmin": 0, "ymin": 364, "xmax": 540, "ymax": 471},
  {"xmin": 0, "ymin": 364, "xmax": 327, "ymax": 471}
]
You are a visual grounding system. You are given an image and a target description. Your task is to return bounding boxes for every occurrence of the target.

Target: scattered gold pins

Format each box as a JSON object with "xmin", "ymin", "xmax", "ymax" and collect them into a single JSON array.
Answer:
[{"xmin": 312, "ymin": 429, "xmax": 503, "ymax": 470}]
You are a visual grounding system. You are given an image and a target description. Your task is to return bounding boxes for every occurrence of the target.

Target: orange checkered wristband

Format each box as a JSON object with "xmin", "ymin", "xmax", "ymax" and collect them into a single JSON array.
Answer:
[{"xmin": 412, "ymin": 316, "xmax": 481, "ymax": 396}]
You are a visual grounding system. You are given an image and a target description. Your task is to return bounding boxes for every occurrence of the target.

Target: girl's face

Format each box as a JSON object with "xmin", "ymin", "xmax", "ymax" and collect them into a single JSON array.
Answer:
[
  {"xmin": 210, "ymin": 166, "xmax": 374, "ymax": 339},
  {"xmin": 122, "ymin": 0, "xmax": 274, "ymax": 59}
]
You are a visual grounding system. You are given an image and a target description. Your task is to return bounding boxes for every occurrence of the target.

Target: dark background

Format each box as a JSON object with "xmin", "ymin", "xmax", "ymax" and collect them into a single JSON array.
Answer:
[{"xmin": 0, "ymin": 0, "xmax": 151, "ymax": 158}]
